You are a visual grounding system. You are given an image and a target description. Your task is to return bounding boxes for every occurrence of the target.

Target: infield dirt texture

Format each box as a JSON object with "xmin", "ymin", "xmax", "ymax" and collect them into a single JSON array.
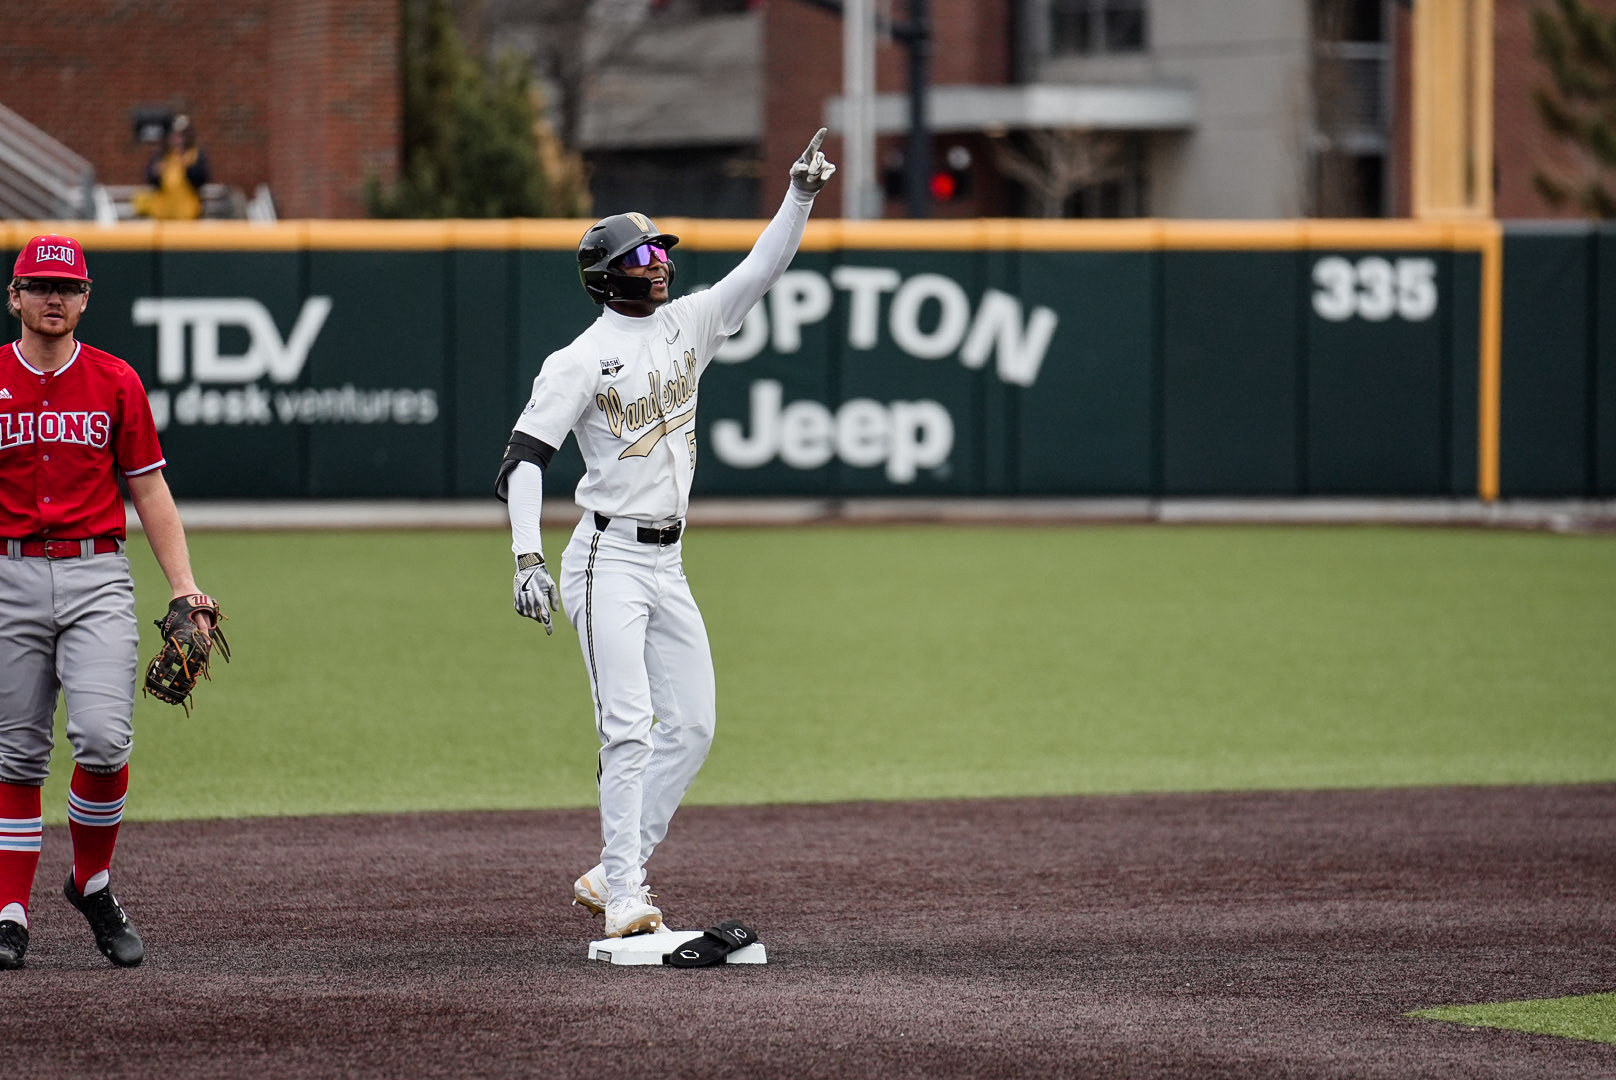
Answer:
[{"xmin": 6, "ymin": 784, "xmax": 1615, "ymax": 1079}]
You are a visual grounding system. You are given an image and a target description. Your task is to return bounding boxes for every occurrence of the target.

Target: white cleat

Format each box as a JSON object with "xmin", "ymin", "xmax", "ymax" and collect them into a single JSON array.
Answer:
[
  {"xmin": 572, "ymin": 866, "xmax": 607, "ymax": 916},
  {"xmin": 603, "ymin": 893, "xmax": 663, "ymax": 939}
]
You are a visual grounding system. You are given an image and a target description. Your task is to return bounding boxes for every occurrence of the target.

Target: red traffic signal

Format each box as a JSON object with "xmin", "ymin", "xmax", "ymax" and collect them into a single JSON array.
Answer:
[{"xmin": 883, "ymin": 143, "xmax": 975, "ymax": 206}]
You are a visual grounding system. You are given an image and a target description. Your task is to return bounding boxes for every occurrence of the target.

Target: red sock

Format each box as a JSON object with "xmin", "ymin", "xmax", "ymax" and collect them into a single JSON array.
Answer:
[
  {"xmin": 68, "ymin": 764, "xmax": 129, "ymax": 894},
  {"xmin": 0, "ymin": 782, "xmax": 44, "ymax": 919}
]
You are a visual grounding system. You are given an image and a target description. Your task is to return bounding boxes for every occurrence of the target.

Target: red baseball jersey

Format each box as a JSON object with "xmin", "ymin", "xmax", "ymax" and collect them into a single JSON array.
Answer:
[{"xmin": 0, "ymin": 340, "xmax": 166, "ymax": 540}]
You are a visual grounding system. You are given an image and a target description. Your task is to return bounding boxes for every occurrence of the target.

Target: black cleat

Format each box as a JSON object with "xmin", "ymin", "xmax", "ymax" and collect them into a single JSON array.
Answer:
[
  {"xmin": 64, "ymin": 874, "xmax": 144, "ymax": 968},
  {"xmin": 0, "ymin": 920, "xmax": 27, "ymax": 969}
]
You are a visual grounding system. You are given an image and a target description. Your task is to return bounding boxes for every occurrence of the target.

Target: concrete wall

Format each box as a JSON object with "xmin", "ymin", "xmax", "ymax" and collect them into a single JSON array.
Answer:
[{"xmin": 1030, "ymin": 0, "xmax": 1313, "ymax": 218}]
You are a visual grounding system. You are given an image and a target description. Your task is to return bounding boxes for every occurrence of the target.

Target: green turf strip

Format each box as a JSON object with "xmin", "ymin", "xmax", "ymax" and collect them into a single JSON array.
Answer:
[
  {"xmin": 40, "ymin": 523, "xmax": 1616, "ymax": 822},
  {"xmin": 1410, "ymin": 992, "xmax": 1616, "ymax": 1044}
]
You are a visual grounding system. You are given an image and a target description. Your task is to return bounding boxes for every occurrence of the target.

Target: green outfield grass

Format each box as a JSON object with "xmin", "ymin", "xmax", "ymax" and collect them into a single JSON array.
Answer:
[
  {"xmin": 1410, "ymin": 992, "xmax": 1616, "ymax": 1044},
  {"xmin": 40, "ymin": 523, "xmax": 1616, "ymax": 822}
]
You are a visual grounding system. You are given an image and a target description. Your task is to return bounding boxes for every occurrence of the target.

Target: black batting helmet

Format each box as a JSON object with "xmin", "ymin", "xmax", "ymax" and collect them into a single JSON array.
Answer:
[{"xmin": 577, "ymin": 212, "xmax": 680, "ymax": 305}]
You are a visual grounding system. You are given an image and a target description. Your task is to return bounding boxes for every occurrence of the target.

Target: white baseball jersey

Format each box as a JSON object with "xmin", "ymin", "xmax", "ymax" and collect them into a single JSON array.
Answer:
[{"xmin": 511, "ymin": 186, "xmax": 816, "ymax": 524}]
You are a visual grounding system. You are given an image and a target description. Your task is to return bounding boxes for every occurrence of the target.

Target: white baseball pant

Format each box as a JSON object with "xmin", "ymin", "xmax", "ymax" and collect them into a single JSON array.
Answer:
[{"xmin": 560, "ymin": 512, "xmax": 716, "ymax": 901}]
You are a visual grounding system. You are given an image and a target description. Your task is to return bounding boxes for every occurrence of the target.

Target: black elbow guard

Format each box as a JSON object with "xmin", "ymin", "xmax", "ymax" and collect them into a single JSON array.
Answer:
[{"xmin": 494, "ymin": 432, "xmax": 557, "ymax": 502}]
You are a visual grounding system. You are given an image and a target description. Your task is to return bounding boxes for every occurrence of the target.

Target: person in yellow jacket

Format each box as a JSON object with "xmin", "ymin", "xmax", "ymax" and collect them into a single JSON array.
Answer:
[{"xmin": 132, "ymin": 116, "xmax": 210, "ymax": 221}]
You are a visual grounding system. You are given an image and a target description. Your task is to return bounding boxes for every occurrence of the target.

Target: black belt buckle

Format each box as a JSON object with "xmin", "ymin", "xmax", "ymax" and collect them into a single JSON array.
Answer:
[
  {"xmin": 638, "ymin": 523, "xmax": 682, "ymax": 546},
  {"xmin": 44, "ymin": 539, "xmax": 78, "ymax": 559},
  {"xmin": 597, "ymin": 512, "xmax": 681, "ymax": 546}
]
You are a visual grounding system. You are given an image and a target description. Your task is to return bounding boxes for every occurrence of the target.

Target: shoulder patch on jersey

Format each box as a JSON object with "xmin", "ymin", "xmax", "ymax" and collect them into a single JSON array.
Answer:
[{"xmin": 600, "ymin": 356, "xmax": 623, "ymax": 376}]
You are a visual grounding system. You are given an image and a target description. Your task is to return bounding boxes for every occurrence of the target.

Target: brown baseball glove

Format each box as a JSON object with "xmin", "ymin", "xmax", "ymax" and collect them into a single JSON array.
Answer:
[{"xmin": 143, "ymin": 593, "xmax": 230, "ymax": 714}]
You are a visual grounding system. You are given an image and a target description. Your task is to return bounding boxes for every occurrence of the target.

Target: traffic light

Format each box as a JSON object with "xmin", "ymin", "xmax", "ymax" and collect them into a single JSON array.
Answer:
[
  {"xmin": 930, "ymin": 144, "xmax": 973, "ymax": 203},
  {"xmin": 883, "ymin": 143, "xmax": 975, "ymax": 209}
]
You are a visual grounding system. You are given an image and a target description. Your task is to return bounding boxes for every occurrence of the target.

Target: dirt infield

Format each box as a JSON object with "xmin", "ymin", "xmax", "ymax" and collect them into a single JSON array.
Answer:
[{"xmin": 4, "ymin": 784, "xmax": 1614, "ymax": 1079}]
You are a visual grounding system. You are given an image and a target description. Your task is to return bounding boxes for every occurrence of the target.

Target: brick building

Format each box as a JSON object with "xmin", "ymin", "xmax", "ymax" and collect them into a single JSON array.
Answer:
[
  {"xmin": 1491, "ymin": 0, "xmax": 1600, "ymax": 218},
  {"xmin": 0, "ymin": 0, "xmax": 398, "ymax": 219}
]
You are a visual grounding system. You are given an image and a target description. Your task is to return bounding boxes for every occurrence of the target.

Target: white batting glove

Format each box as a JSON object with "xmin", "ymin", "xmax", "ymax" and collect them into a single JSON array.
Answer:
[
  {"xmin": 790, "ymin": 127, "xmax": 837, "ymax": 194},
  {"xmin": 514, "ymin": 556, "xmax": 561, "ymax": 635}
]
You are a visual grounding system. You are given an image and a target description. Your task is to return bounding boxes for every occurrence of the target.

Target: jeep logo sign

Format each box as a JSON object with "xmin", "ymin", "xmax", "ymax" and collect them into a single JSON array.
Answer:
[
  {"xmin": 712, "ymin": 380, "xmax": 954, "ymax": 483},
  {"xmin": 705, "ymin": 265, "xmax": 1057, "ymax": 483}
]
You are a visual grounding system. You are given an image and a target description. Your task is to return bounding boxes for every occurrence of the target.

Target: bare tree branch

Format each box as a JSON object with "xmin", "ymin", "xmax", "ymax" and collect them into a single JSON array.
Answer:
[{"xmin": 991, "ymin": 129, "xmax": 1129, "ymax": 218}]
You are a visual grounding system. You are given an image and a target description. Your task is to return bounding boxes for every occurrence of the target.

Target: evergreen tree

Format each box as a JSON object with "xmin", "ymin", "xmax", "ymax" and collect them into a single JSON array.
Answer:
[
  {"xmin": 1531, "ymin": 0, "xmax": 1616, "ymax": 218},
  {"xmin": 370, "ymin": 0, "xmax": 583, "ymax": 218}
]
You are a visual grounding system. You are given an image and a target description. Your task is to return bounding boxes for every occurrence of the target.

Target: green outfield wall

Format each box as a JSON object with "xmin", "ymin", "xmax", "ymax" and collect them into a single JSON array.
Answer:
[{"xmin": 5, "ymin": 218, "xmax": 1608, "ymax": 500}]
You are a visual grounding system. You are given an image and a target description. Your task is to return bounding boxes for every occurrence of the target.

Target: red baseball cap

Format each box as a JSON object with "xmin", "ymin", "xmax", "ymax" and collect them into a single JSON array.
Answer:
[{"xmin": 13, "ymin": 234, "xmax": 92, "ymax": 282}]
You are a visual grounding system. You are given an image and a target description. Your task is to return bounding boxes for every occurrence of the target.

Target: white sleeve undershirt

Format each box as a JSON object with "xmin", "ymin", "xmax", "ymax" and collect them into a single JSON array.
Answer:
[
  {"xmin": 506, "ymin": 460, "xmax": 546, "ymax": 558},
  {"xmin": 709, "ymin": 185, "xmax": 816, "ymax": 333}
]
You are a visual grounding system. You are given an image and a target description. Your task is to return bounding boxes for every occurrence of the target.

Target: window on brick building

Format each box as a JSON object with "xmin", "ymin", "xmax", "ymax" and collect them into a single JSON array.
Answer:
[{"xmin": 1049, "ymin": 0, "xmax": 1147, "ymax": 56}]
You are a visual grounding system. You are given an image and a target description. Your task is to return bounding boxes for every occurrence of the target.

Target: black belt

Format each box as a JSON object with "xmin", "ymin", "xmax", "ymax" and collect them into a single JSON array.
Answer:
[{"xmin": 594, "ymin": 512, "xmax": 682, "ymax": 546}]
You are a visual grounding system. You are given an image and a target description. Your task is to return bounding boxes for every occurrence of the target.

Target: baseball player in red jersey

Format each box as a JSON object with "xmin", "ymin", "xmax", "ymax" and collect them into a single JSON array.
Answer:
[
  {"xmin": 0, "ymin": 234, "xmax": 218, "ymax": 969},
  {"xmin": 496, "ymin": 130, "xmax": 836, "ymax": 939}
]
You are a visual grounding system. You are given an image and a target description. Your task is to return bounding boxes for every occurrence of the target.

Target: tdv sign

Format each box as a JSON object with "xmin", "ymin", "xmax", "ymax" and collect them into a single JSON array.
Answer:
[
  {"xmin": 133, "ymin": 297, "xmax": 331, "ymax": 383},
  {"xmin": 130, "ymin": 297, "xmax": 438, "ymax": 430},
  {"xmin": 710, "ymin": 266, "xmax": 1058, "ymax": 483}
]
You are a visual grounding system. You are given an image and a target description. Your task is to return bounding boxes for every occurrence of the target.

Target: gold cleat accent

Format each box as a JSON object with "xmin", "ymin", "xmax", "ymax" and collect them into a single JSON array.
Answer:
[
  {"xmin": 605, "ymin": 910, "xmax": 662, "ymax": 939},
  {"xmin": 572, "ymin": 866, "xmax": 608, "ymax": 916}
]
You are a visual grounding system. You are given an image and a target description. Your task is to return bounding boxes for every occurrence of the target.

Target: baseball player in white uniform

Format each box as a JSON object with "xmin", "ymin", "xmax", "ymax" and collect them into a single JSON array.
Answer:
[{"xmin": 496, "ymin": 130, "xmax": 835, "ymax": 939}]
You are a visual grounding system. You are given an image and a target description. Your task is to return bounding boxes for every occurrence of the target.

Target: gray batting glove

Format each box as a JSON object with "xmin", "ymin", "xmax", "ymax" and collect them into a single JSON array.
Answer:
[
  {"xmin": 514, "ymin": 558, "xmax": 561, "ymax": 635},
  {"xmin": 790, "ymin": 127, "xmax": 837, "ymax": 194}
]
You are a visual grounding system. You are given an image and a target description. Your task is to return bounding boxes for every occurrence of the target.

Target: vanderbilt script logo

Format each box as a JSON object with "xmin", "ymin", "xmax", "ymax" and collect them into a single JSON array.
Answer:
[{"xmin": 595, "ymin": 350, "xmax": 698, "ymax": 459}]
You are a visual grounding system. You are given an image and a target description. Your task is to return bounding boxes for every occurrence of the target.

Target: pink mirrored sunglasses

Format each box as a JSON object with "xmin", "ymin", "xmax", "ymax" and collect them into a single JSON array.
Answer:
[{"xmin": 616, "ymin": 243, "xmax": 670, "ymax": 269}]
